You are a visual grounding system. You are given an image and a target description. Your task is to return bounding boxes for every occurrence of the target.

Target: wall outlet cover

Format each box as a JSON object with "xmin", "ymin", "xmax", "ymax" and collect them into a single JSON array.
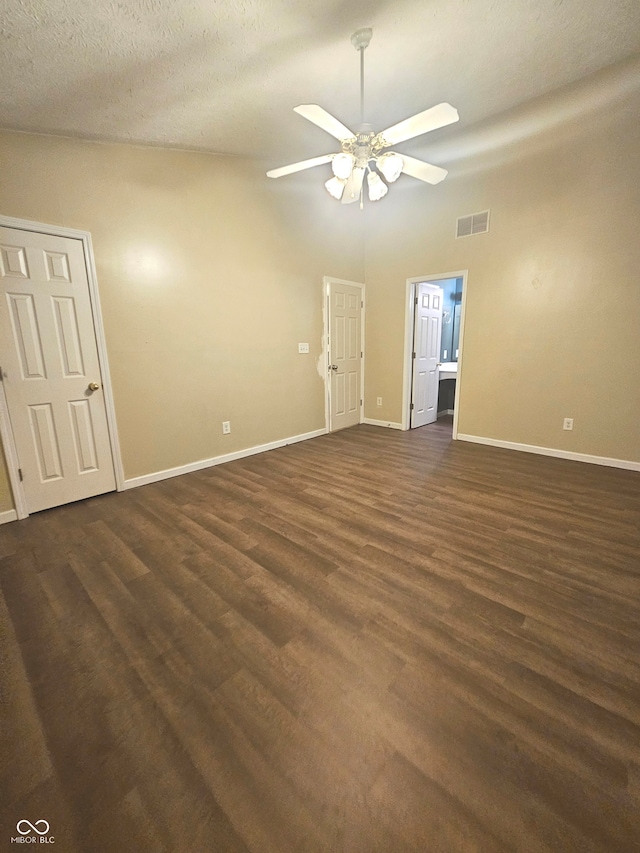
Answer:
[{"xmin": 298, "ymin": 342, "xmax": 310, "ymax": 353}]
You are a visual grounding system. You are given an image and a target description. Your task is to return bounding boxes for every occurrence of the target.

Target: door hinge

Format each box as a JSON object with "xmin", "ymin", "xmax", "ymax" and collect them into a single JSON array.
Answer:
[
  {"xmin": 410, "ymin": 403, "xmax": 414, "ymax": 410},
  {"xmin": 361, "ymin": 300, "xmax": 363, "ymax": 308},
  {"xmin": 412, "ymin": 351, "xmax": 416, "ymax": 359},
  {"xmin": 360, "ymin": 351, "xmax": 363, "ymax": 358},
  {"xmin": 414, "ymin": 296, "xmax": 418, "ymax": 305},
  {"xmin": 18, "ymin": 468, "xmax": 23, "ymax": 482}
]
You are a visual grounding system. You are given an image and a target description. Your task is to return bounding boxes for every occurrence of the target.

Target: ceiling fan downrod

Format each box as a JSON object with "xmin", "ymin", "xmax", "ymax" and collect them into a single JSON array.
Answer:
[
  {"xmin": 349, "ymin": 28, "xmax": 373, "ymax": 206},
  {"xmin": 350, "ymin": 28, "xmax": 372, "ymax": 128}
]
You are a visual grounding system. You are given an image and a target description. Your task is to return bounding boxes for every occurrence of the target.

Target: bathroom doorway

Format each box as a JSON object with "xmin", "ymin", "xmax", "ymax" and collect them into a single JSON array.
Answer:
[{"xmin": 402, "ymin": 270, "xmax": 468, "ymax": 437}]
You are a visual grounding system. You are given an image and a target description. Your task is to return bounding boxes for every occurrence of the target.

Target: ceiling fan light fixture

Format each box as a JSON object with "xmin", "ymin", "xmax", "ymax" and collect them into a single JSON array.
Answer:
[
  {"xmin": 367, "ymin": 171, "xmax": 388, "ymax": 201},
  {"xmin": 325, "ymin": 176, "xmax": 347, "ymax": 199},
  {"xmin": 377, "ymin": 152, "xmax": 404, "ymax": 183},
  {"xmin": 267, "ymin": 29, "xmax": 458, "ymax": 206},
  {"xmin": 332, "ymin": 152, "xmax": 355, "ymax": 179}
]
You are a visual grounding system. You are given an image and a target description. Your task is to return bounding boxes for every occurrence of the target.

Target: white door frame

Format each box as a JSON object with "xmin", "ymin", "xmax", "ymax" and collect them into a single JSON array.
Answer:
[
  {"xmin": 402, "ymin": 270, "xmax": 469, "ymax": 437},
  {"xmin": 0, "ymin": 215, "xmax": 125, "ymax": 519},
  {"xmin": 323, "ymin": 276, "xmax": 365, "ymax": 433}
]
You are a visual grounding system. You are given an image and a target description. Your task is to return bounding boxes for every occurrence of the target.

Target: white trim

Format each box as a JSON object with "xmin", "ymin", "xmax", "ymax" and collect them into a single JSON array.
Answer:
[
  {"xmin": 323, "ymin": 276, "xmax": 365, "ymax": 434},
  {"xmin": 0, "ymin": 509, "xmax": 18, "ymax": 525},
  {"xmin": 0, "ymin": 215, "xmax": 125, "ymax": 519},
  {"xmin": 362, "ymin": 418, "xmax": 403, "ymax": 430},
  {"xmin": 437, "ymin": 409, "xmax": 455, "ymax": 417},
  {"xmin": 0, "ymin": 378, "xmax": 28, "ymax": 519},
  {"xmin": 401, "ymin": 280, "xmax": 415, "ymax": 431},
  {"xmin": 122, "ymin": 428, "xmax": 327, "ymax": 490},
  {"xmin": 402, "ymin": 270, "xmax": 468, "ymax": 436},
  {"xmin": 322, "ymin": 281, "xmax": 330, "ymax": 433},
  {"xmin": 457, "ymin": 433, "xmax": 640, "ymax": 472}
]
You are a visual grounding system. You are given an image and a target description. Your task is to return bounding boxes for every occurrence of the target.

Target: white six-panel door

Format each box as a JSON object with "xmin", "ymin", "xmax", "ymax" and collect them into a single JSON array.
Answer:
[
  {"xmin": 0, "ymin": 226, "xmax": 116, "ymax": 513},
  {"xmin": 411, "ymin": 282, "xmax": 443, "ymax": 428},
  {"xmin": 328, "ymin": 281, "xmax": 362, "ymax": 431}
]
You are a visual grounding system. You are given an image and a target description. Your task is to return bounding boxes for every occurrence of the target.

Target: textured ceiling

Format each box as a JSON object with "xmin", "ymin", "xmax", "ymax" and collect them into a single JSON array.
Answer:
[{"xmin": 1, "ymin": 0, "xmax": 640, "ymax": 169}]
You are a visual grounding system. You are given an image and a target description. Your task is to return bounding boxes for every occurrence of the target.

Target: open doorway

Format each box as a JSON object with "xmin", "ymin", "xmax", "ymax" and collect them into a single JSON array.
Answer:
[{"xmin": 402, "ymin": 270, "xmax": 468, "ymax": 437}]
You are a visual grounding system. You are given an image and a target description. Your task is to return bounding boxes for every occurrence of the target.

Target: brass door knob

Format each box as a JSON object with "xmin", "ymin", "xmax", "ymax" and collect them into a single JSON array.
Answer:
[{"xmin": 88, "ymin": 382, "xmax": 100, "ymax": 391}]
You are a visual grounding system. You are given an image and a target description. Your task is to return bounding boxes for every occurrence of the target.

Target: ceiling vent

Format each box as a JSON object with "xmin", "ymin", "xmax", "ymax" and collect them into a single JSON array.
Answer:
[{"xmin": 456, "ymin": 209, "xmax": 490, "ymax": 238}]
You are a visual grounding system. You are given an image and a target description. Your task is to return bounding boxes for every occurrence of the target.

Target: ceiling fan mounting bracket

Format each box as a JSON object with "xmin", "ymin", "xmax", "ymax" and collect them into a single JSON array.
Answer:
[{"xmin": 350, "ymin": 28, "xmax": 372, "ymax": 51}]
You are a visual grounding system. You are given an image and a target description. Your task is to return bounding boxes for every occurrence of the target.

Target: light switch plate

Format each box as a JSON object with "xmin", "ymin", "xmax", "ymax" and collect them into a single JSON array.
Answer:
[{"xmin": 298, "ymin": 342, "xmax": 309, "ymax": 353}]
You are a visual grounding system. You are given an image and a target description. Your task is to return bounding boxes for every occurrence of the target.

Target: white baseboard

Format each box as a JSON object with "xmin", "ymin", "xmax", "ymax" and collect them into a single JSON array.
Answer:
[
  {"xmin": 363, "ymin": 418, "xmax": 404, "ymax": 430},
  {"xmin": 457, "ymin": 433, "xmax": 640, "ymax": 472},
  {"xmin": 0, "ymin": 509, "xmax": 18, "ymax": 525},
  {"xmin": 437, "ymin": 409, "xmax": 455, "ymax": 417},
  {"xmin": 123, "ymin": 428, "xmax": 327, "ymax": 490}
]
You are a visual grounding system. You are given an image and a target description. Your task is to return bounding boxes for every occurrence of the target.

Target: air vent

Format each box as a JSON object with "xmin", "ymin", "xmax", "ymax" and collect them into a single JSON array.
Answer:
[{"xmin": 456, "ymin": 210, "xmax": 490, "ymax": 238}]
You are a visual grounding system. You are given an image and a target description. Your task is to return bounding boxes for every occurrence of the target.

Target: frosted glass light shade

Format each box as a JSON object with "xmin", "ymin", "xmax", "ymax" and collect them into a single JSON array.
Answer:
[
  {"xmin": 377, "ymin": 152, "xmax": 404, "ymax": 183},
  {"xmin": 367, "ymin": 171, "xmax": 388, "ymax": 201},
  {"xmin": 332, "ymin": 152, "xmax": 355, "ymax": 180},
  {"xmin": 325, "ymin": 176, "xmax": 346, "ymax": 199}
]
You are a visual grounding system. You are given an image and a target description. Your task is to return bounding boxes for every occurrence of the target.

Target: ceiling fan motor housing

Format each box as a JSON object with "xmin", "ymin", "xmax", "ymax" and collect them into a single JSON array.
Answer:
[
  {"xmin": 342, "ymin": 126, "xmax": 386, "ymax": 169},
  {"xmin": 355, "ymin": 133, "xmax": 373, "ymax": 167}
]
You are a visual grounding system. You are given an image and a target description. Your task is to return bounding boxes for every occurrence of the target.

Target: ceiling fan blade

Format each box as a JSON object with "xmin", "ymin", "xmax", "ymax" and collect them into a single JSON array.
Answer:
[
  {"xmin": 400, "ymin": 154, "xmax": 448, "ymax": 185},
  {"xmin": 380, "ymin": 103, "xmax": 459, "ymax": 146},
  {"xmin": 341, "ymin": 167, "xmax": 365, "ymax": 204},
  {"xmin": 266, "ymin": 154, "xmax": 334, "ymax": 178},
  {"xmin": 294, "ymin": 105, "xmax": 356, "ymax": 142}
]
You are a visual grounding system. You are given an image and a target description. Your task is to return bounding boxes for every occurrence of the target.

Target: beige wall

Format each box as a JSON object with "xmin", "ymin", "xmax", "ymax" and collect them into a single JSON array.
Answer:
[
  {"xmin": 0, "ymin": 131, "xmax": 363, "ymax": 507},
  {"xmin": 364, "ymin": 91, "xmax": 640, "ymax": 463},
  {"xmin": 1, "ymin": 82, "xmax": 638, "ymax": 518}
]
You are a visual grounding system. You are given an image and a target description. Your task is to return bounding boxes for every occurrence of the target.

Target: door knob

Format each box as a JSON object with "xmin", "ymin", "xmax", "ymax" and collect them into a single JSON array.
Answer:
[
  {"xmin": 330, "ymin": 364, "xmax": 338, "ymax": 371},
  {"xmin": 88, "ymin": 382, "xmax": 100, "ymax": 391}
]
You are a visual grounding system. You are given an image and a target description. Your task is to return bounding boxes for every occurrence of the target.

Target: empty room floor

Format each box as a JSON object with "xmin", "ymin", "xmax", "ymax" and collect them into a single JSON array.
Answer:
[{"xmin": 2, "ymin": 422, "xmax": 639, "ymax": 852}]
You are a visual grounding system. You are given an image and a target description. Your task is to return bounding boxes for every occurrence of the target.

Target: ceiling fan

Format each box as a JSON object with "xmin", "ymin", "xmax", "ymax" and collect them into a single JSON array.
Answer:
[{"xmin": 266, "ymin": 28, "xmax": 459, "ymax": 205}]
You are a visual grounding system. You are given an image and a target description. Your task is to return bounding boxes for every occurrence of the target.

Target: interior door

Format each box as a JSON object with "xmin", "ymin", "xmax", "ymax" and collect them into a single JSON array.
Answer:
[
  {"xmin": 0, "ymin": 226, "xmax": 116, "ymax": 513},
  {"xmin": 328, "ymin": 280, "xmax": 362, "ymax": 431},
  {"xmin": 411, "ymin": 282, "xmax": 443, "ymax": 428}
]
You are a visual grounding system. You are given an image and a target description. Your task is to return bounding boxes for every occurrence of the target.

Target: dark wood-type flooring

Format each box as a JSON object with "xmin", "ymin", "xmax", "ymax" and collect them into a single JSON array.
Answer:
[{"xmin": 2, "ymin": 420, "xmax": 640, "ymax": 852}]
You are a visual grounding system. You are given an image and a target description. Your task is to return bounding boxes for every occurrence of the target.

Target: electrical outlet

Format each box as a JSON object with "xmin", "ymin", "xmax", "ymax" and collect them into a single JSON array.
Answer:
[
  {"xmin": 222, "ymin": 421, "xmax": 231, "ymax": 434},
  {"xmin": 298, "ymin": 342, "xmax": 309, "ymax": 353},
  {"xmin": 563, "ymin": 417, "xmax": 574, "ymax": 431},
  {"xmin": 376, "ymin": 397, "xmax": 382, "ymax": 407}
]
